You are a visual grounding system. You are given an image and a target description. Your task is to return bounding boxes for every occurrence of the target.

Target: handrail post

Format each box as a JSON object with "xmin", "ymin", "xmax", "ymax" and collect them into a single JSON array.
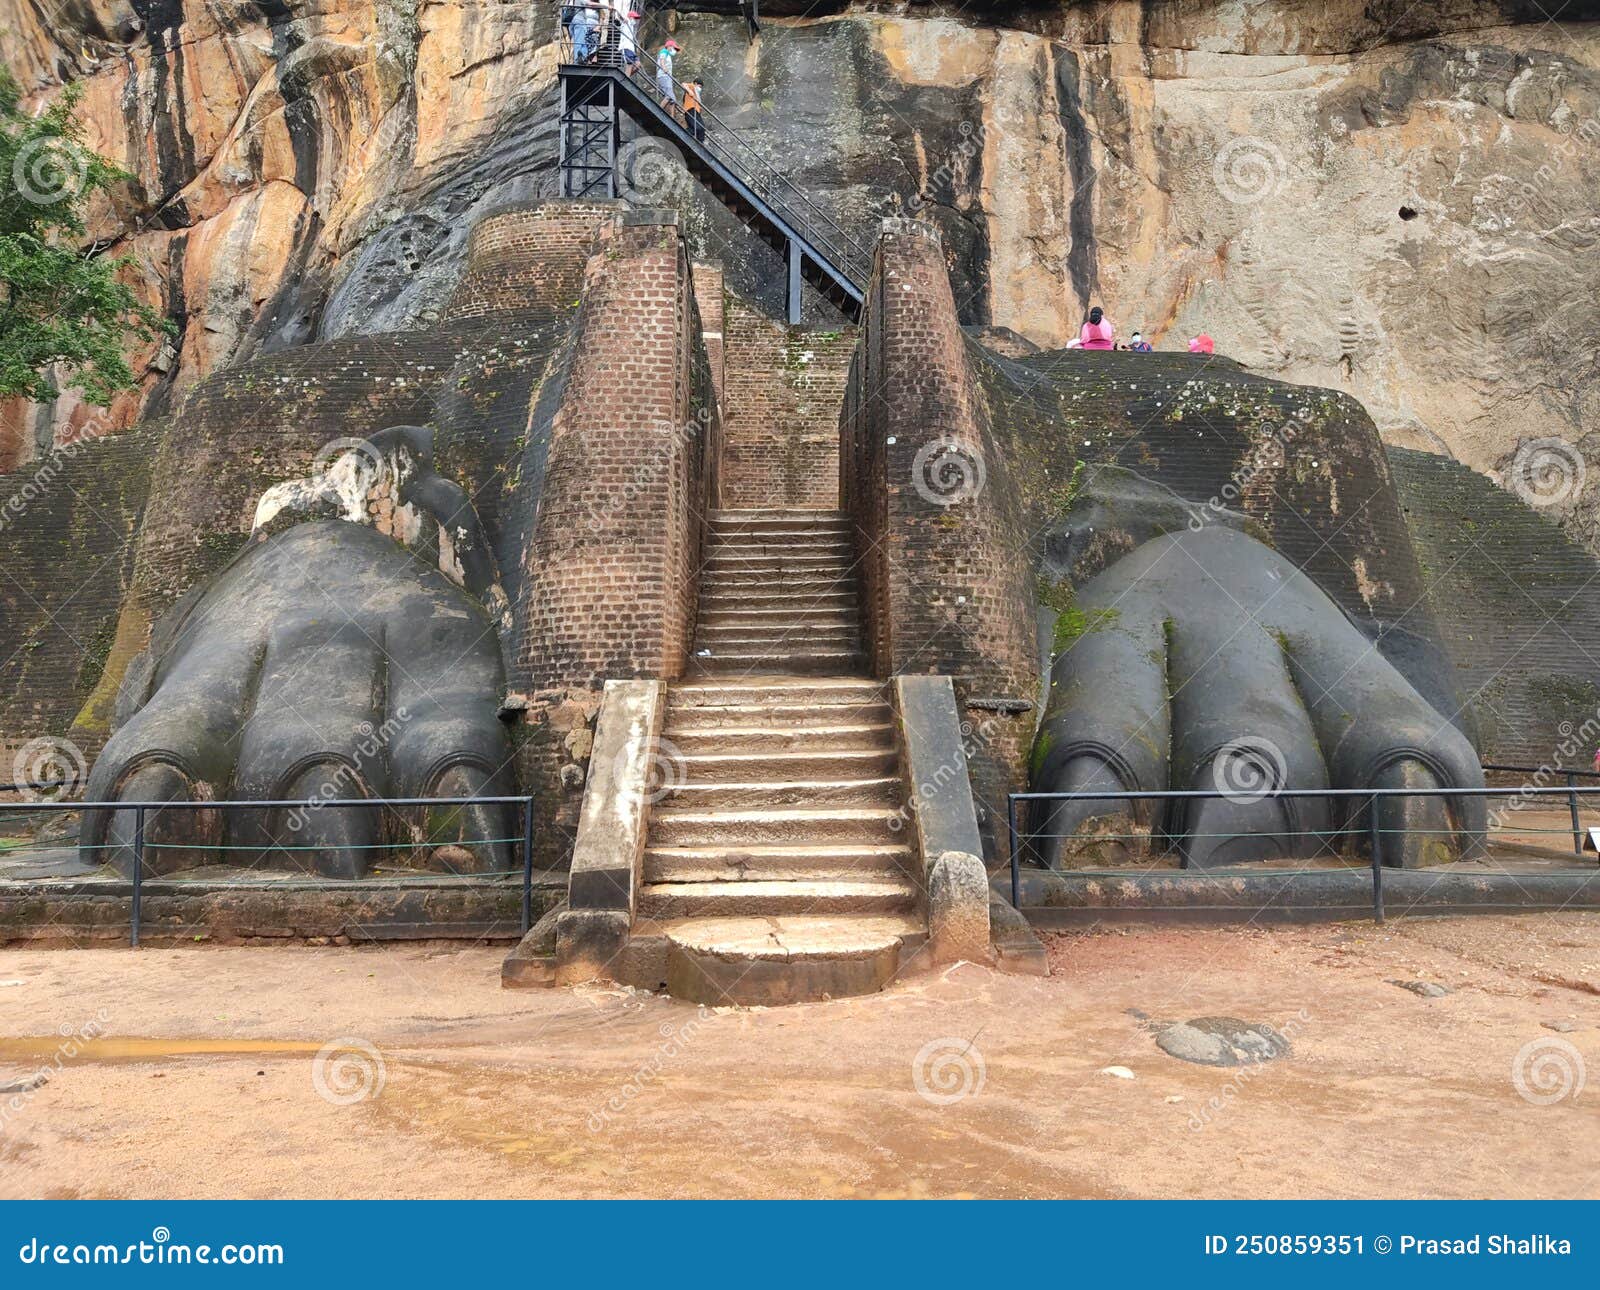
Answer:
[
  {"xmin": 1008, "ymin": 794, "xmax": 1020, "ymax": 910},
  {"xmin": 1567, "ymin": 771, "xmax": 1582, "ymax": 855},
  {"xmin": 1368, "ymin": 793, "xmax": 1384, "ymax": 925},
  {"xmin": 521, "ymin": 796, "xmax": 536, "ymax": 935},
  {"xmin": 131, "ymin": 805, "xmax": 145, "ymax": 948}
]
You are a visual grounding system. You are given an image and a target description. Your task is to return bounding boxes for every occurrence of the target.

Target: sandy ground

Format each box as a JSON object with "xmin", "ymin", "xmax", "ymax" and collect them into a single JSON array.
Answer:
[{"xmin": 0, "ymin": 914, "xmax": 1597, "ymax": 1199}]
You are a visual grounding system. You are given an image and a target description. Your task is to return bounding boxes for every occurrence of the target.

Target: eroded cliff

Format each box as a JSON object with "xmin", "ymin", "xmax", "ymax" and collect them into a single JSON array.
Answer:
[{"xmin": 2, "ymin": 1, "xmax": 1597, "ymax": 543}]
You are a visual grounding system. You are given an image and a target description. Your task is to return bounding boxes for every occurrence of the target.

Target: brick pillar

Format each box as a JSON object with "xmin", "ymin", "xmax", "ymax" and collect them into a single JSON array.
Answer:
[
  {"xmin": 842, "ymin": 218, "xmax": 1040, "ymax": 860},
  {"xmin": 511, "ymin": 210, "xmax": 711, "ymax": 864},
  {"xmin": 692, "ymin": 262, "xmax": 725, "ymax": 414}
]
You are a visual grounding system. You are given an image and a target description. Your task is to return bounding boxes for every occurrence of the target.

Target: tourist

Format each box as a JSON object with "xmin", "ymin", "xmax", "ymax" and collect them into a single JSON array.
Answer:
[
  {"xmin": 1128, "ymin": 331, "xmax": 1152, "ymax": 352},
  {"xmin": 1188, "ymin": 333, "xmax": 1215, "ymax": 355},
  {"xmin": 620, "ymin": 10, "xmax": 642, "ymax": 76},
  {"xmin": 657, "ymin": 39, "xmax": 680, "ymax": 113},
  {"xmin": 571, "ymin": 2, "xmax": 599, "ymax": 63},
  {"xmin": 684, "ymin": 80, "xmax": 706, "ymax": 142},
  {"xmin": 1079, "ymin": 306, "xmax": 1116, "ymax": 350}
]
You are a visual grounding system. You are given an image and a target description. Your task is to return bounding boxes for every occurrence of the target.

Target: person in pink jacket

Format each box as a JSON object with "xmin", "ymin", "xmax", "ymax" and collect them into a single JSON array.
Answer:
[{"xmin": 1079, "ymin": 306, "xmax": 1115, "ymax": 350}]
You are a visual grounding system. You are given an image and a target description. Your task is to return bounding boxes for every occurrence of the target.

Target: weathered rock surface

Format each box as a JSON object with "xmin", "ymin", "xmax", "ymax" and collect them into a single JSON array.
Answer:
[{"xmin": 4, "ymin": 2, "xmax": 1599, "ymax": 545}]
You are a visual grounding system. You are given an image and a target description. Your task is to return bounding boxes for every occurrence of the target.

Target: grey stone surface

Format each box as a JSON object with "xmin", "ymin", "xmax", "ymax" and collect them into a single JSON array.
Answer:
[
  {"xmin": 554, "ymin": 908, "xmax": 632, "ymax": 985},
  {"xmin": 79, "ymin": 516, "xmax": 515, "ymax": 881},
  {"xmin": 565, "ymin": 680, "xmax": 663, "ymax": 915},
  {"xmin": 893, "ymin": 675, "xmax": 984, "ymax": 864},
  {"xmin": 1389, "ymin": 979, "xmax": 1453, "ymax": 998},
  {"xmin": 1156, "ymin": 1017, "xmax": 1292, "ymax": 1067},
  {"xmin": 928, "ymin": 850, "xmax": 991, "ymax": 965}
]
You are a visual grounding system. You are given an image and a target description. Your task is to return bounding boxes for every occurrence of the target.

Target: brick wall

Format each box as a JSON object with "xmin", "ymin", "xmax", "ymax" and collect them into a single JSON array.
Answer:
[
  {"xmin": 720, "ymin": 297, "xmax": 856, "ymax": 510},
  {"xmin": 0, "ymin": 427, "xmax": 157, "ymax": 766},
  {"xmin": 511, "ymin": 211, "xmax": 720, "ymax": 863},
  {"xmin": 446, "ymin": 202, "xmax": 618, "ymax": 322},
  {"xmin": 692, "ymin": 263, "xmax": 725, "ymax": 413},
  {"xmin": 841, "ymin": 219, "xmax": 1041, "ymax": 858},
  {"xmin": 1390, "ymin": 446, "xmax": 1600, "ymax": 767}
]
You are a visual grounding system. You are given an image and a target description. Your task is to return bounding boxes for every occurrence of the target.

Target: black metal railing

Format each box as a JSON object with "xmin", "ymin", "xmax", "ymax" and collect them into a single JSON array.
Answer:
[
  {"xmin": 555, "ymin": 15, "xmax": 873, "ymax": 291},
  {"xmin": 0, "ymin": 794, "xmax": 543, "ymax": 945},
  {"xmin": 1007, "ymin": 778, "xmax": 1600, "ymax": 925}
]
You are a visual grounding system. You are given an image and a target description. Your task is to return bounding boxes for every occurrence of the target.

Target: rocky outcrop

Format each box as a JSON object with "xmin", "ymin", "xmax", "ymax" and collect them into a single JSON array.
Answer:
[{"xmin": 5, "ymin": 2, "xmax": 1598, "ymax": 544}]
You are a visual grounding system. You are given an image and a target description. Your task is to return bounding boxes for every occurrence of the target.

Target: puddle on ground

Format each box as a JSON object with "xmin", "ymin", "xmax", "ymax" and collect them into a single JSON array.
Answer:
[{"xmin": 0, "ymin": 1036, "xmax": 324, "ymax": 1064}]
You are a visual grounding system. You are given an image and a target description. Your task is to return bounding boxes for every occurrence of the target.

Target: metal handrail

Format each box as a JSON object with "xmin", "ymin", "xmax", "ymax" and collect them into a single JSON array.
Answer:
[
  {"xmin": 3, "ymin": 792, "xmax": 543, "ymax": 944},
  {"xmin": 1005, "ymin": 780, "xmax": 1600, "ymax": 924},
  {"xmin": 556, "ymin": 16, "xmax": 872, "ymax": 288}
]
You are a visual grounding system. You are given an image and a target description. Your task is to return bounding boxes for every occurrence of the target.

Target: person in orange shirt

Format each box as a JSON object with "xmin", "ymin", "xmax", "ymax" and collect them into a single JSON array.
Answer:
[{"xmin": 683, "ymin": 80, "xmax": 706, "ymax": 142}]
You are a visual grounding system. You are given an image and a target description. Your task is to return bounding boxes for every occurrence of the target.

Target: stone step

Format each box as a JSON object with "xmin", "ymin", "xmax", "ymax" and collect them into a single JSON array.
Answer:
[
  {"xmin": 637, "ymin": 877, "xmax": 920, "ymax": 920},
  {"xmin": 688, "ymin": 649, "xmax": 866, "ymax": 677},
  {"xmin": 649, "ymin": 806, "xmax": 904, "ymax": 846},
  {"xmin": 703, "ymin": 557, "xmax": 855, "ymax": 578},
  {"xmin": 667, "ymin": 703, "xmax": 893, "ymax": 733},
  {"xmin": 657, "ymin": 777, "xmax": 901, "ymax": 809},
  {"xmin": 670, "ymin": 677, "xmax": 883, "ymax": 706},
  {"xmin": 709, "ymin": 546, "xmax": 854, "ymax": 564},
  {"xmin": 699, "ymin": 585, "xmax": 858, "ymax": 606},
  {"xmin": 698, "ymin": 607, "xmax": 860, "ymax": 630},
  {"xmin": 708, "ymin": 535, "xmax": 852, "ymax": 554},
  {"xmin": 673, "ymin": 749, "xmax": 897, "ymax": 781},
  {"xmin": 667, "ymin": 722, "xmax": 893, "ymax": 753},
  {"xmin": 643, "ymin": 843, "xmax": 916, "ymax": 884},
  {"xmin": 709, "ymin": 510, "xmax": 849, "ymax": 528},
  {"xmin": 658, "ymin": 915, "xmax": 924, "ymax": 1005},
  {"xmin": 696, "ymin": 627, "xmax": 861, "ymax": 651}
]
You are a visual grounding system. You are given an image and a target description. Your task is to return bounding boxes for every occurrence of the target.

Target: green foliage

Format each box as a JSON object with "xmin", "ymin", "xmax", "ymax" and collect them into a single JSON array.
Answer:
[{"xmin": 0, "ymin": 68, "xmax": 167, "ymax": 406}]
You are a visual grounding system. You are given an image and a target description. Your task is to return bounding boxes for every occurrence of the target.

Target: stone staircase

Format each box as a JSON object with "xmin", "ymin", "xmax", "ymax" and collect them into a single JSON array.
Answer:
[{"xmin": 636, "ymin": 509, "xmax": 926, "ymax": 1002}]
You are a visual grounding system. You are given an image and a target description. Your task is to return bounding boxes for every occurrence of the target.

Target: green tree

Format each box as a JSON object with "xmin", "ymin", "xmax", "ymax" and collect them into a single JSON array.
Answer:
[{"xmin": 0, "ymin": 68, "xmax": 166, "ymax": 406}]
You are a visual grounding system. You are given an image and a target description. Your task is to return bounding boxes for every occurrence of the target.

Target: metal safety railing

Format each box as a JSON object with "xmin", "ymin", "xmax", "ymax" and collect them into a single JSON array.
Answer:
[
  {"xmin": 1007, "ymin": 778, "xmax": 1600, "ymax": 926},
  {"xmin": 555, "ymin": 13, "xmax": 874, "ymax": 291},
  {"xmin": 0, "ymin": 794, "xmax": 545, "ymax": 946}
]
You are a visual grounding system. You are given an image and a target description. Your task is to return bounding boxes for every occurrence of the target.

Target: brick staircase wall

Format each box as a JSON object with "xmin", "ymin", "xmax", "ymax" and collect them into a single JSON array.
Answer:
[
  {"xmin": 841, "ymin": 220, "xmax": 1040, "ymax": 859},
  {"xmin": 720, "ymin": 297, "xmax": 856, "ymax": 510}
]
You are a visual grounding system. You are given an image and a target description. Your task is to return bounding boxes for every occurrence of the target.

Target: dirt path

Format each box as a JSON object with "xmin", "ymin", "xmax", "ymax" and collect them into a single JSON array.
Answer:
[{"xmin": 1, "ymin": 914, "xmax": 1596, "ymax": 1199}]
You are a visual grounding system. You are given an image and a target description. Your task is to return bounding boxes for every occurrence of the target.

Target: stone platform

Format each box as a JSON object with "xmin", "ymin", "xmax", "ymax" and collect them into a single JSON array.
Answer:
[{"xmin": 0, "ymin": 868, "xmax": 567, "ymax": 945}]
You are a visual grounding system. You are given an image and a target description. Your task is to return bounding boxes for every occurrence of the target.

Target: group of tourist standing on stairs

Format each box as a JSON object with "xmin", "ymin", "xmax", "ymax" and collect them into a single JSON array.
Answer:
[{"xmin": 563, "ymin": 3, "xmax": 707, "ymax": 141}]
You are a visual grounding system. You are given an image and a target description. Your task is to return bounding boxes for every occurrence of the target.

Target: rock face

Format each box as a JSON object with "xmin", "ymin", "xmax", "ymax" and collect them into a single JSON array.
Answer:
[{"xmin": 4, "ymin": 2, "xmax": 1599, "ymax": 546}]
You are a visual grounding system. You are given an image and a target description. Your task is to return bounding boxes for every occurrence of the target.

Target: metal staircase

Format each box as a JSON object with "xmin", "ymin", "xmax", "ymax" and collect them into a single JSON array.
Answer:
[{"xmin": 556, "ymin": 26, "xmax": 871, "ymax": 322}]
